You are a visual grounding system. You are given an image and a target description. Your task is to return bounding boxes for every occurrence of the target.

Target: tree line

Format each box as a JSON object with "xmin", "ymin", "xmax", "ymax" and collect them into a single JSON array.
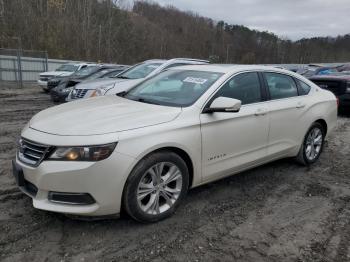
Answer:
[{"xmin": 0, "ymin": 0, "xmax": 349, "ymax": 64}]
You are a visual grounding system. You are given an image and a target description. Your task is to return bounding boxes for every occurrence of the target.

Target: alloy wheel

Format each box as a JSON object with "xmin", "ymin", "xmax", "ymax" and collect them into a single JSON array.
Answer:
[
  {"xmin": 137, "ymin": 162, "xmax": 183, "ymax": 215},
  {"xmin": 305, "ymin": 127, "xmax": 323, "ymax": 161}
]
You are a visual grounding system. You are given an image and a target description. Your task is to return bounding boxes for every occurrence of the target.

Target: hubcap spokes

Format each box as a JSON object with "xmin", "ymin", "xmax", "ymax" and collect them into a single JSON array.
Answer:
[
  {"xmin": 137, "ymin": 162, "xmax": 182, "ymax": 215},
  {"xmin": 305, "ymin": 128, "xmax": 323, "ymax": 161}
]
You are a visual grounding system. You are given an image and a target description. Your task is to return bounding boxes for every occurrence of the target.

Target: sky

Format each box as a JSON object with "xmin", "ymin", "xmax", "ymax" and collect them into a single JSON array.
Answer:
[{"xmin": 152, "ymin": 0, "xmax": 350, "ymax": 40}]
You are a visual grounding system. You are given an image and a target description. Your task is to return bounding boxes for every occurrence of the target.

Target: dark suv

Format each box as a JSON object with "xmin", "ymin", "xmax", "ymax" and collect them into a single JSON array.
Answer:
[
  {"xmin": 50, "ymin": 64, "xmax": 128, "ymax": 102},
  {"xmin": 310, "ymin": 74, "xmax": 350, "ymax": 111}
]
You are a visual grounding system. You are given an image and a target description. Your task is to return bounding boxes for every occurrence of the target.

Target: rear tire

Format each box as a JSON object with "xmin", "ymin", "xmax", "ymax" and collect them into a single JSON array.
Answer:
[
  {"xmin": 296, "ymin": 122, "xmax": 325, "ymax": 166},
  {"xmin": 123, "ymin": 151, "xmax": 189, "ymax": 223}
]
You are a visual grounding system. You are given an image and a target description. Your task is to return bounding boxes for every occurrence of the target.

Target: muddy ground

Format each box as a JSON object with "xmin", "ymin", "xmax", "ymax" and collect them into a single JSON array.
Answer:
[{"xmin": 0, "ymin": 85, "xmax": 350, "ymax": 262}]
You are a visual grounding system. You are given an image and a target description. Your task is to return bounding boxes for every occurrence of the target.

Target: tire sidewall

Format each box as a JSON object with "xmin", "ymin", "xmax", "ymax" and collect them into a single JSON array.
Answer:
[{"xmin": 123, "ymin": 151, "xmax": 189, "ymax": 223}]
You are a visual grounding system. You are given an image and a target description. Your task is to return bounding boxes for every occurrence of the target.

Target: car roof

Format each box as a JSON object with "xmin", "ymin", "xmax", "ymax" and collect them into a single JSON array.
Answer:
[
  {"xmin": 142, "ymin": 58, "xmax": 209, "ymax": 65},
  {"xmin": 167, "ymin": 64, "xmax": 290, "ymax": 74},
  {"xmin": 64, "ymin": 62, "xmax": 95, "ymax": 66},
  {"xmin": 143, "ymin": 59, "xmax": 167, "ymax": 64}
]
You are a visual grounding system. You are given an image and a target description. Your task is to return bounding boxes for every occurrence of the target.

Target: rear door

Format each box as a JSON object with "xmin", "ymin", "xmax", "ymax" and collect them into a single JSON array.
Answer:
[{"xmin": 262, "ymin": 72, "xmax": 309, "ymax": 157}]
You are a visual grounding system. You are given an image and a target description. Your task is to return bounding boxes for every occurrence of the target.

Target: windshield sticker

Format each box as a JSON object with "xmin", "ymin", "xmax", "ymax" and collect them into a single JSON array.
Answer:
[
  {"xmin": 183, "ymin": 77, "xmax": 208, "ymax": 85},
  {"xmin": 147, "ymin": 65, "xmax": 159, "ymax": 69}
]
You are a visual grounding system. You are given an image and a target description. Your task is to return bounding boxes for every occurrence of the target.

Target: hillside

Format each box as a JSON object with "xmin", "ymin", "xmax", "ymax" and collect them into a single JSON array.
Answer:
[{"xmin": 0, "ymin": 0, "xmax": 349, "ymax": 64}]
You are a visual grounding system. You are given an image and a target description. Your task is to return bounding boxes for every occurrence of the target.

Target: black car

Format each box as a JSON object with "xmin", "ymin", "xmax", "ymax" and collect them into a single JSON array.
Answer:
[
  {"xmin": 50, "ymin": 65, "xmax": 128, "ymax": 102},
  {"xmin": 310, "ymin": 74, "xmax": 350, "ymax": 112}
]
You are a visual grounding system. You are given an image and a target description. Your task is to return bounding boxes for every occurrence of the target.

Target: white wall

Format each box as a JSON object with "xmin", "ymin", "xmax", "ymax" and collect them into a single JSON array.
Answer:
[{"xmin": 0, "ymin": 55, "xmax": 81, "ymax": 81}]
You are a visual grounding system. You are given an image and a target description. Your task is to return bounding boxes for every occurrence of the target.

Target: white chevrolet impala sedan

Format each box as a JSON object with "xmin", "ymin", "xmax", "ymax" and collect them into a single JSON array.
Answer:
[{"xmin": 13, "ymin": 65, "xmax": 337, "ymax": 222}]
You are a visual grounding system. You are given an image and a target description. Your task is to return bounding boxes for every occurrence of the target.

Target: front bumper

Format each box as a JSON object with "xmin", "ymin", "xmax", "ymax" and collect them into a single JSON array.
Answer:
[
  {"xmin": 38, "ymin": 80, "xmax": 48, "ymax": 88},
  {"xmin": 13, "ymin": 150, "xmax": 136, "ymax": 216},
  {"xmin": 50, "ymin": 89, "xmax": 69, "ymax": 102}
]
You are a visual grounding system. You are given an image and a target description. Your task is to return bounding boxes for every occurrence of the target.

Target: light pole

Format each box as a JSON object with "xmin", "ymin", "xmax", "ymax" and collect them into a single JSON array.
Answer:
[
  {"xmin": 12, "ymin": 36, "xmax": 23, "ymax": 88},
  {"xmin": 226, "ymin": 43, "xmax": 233, "ymax": 63}
]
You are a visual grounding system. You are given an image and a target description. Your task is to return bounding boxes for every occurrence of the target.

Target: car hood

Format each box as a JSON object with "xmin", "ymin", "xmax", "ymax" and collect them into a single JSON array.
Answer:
[
  {"xmin": 105, "ymin": 79, "xmax": 144, "ymax": 95},
  {"xmin": 29, "ymin": 96, "xmax": 182, "ymax": 136},
  {"xmin": 40, "ymin": 71, "xmax": 73, "ymax": 77},
  {"xmin": 75, "ymin": 78, "xmax": 131, "ymax": 90}
]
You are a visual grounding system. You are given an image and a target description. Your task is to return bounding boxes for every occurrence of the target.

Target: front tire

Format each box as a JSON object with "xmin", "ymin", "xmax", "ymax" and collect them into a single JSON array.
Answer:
[
  {"xmin": 123, "ymin": 151, "xmax": 189, "ymax": 223},
  {"xmin": 296, "ymin": 122, "xmax": 325, "ymax": 165}
]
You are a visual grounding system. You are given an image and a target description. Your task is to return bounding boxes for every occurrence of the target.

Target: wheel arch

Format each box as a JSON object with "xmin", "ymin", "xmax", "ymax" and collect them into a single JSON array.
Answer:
[
  {"xmin": 126, "ymin": 145, "xmax": 196, "ymax": 189},
  {"xmin": 152, "ymin": 147, "xmax": 194, "ymax": 189},
  {"xmin": 314, "ymin": 118, "xmax": 328, "ymax": 136}
]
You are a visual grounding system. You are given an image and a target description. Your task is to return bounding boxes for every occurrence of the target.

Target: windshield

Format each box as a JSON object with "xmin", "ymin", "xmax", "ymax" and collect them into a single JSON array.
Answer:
[
  {"xmin": 125, "ymin": 70, "xmax": 223, "ymax": 107},
  {"xmin": 73, "ymin": 66, "xmax": 99, "ymax": 77},
  {"xmin": 56, "ymin": 64, "xmax": 79, "ymax": 72},
  {"xmin": 104, "ymin": 69, "xmax": 124, "ymax": 78},
  {"xmin": 116, "ymin": 62, "xmax": 162, "ymax": 79},
  {"xmin": 84, "ymin": 69, "xmax": 112, "ymax": 81}
]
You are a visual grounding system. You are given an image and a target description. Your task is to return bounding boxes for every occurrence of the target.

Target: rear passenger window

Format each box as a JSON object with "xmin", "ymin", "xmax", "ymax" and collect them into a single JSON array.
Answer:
[
  {"xmin": 297, "ymin": 80, "xmax": 311, "ymax": 95},
  {"xmin": 264, "ymin": 73, "xmax": 298, "ymax": 100},
  {"xmin": 213, "ymin": 72, "xmax": 261, "ymax": 105}
]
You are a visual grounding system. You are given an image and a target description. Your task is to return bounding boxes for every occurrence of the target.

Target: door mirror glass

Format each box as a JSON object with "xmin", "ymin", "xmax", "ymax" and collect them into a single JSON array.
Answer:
[{"xmin": 204, "ymin": 97, "xmax": 241, "ymax": 113}]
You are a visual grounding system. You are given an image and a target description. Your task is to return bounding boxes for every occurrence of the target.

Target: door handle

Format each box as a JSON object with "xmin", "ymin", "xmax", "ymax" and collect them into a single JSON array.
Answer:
[
  {"xmin": 296, "ymin": 102, "xmax": 306, "ymax": 109},
  {"xmin": 255, "ymin": 108, "xmax": 268, "ymax": 116}
]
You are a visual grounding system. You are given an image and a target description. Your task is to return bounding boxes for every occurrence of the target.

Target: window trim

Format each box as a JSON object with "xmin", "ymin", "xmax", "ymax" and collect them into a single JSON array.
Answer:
[{"xmin": 202, "ymin": 71, "xmax": 265, "ymax": 112}]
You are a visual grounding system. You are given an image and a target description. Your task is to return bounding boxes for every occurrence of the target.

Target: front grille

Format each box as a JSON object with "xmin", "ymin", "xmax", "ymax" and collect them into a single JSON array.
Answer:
[
  {"xmin": 17, "ymin": 138, "xmax": 51, "ymax": 167},
  {"xmin": 72, "ymin": 89, "xmax": 88, "ymax": 99},
  {"xmin": 47, "ymin": 80, "xmax": 60, "ymax": 89}
]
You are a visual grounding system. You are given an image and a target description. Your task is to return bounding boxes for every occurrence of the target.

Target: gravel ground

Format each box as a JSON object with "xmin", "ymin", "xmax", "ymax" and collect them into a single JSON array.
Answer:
[{"xmin": 0, "ymin": 85, "xmax": 350, "ymax": 262}]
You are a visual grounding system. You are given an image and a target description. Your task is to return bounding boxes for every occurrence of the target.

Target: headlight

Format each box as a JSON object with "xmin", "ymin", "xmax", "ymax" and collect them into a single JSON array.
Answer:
[
  {"xmin": 70, "ymin": 88, "xmax": 77, "ymax": 96},
  {"xmin": 48, "ymin": 143, "xmax": 117, "ymax": 161},
  {"xmin": 90, "ymin": 83, "xmax": 115, "ymax": 97}
]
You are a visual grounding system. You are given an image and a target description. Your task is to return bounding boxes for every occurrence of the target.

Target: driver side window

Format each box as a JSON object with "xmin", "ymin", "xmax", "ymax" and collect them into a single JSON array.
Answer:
[{"xmin": 213, "ymin": 72, "xmax": 262, "ymax": 105}]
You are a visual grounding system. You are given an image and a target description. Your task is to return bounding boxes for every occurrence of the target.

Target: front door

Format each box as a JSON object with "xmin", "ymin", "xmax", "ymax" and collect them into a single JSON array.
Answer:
[{"xmin": 200, "ymin": 72, "xmax": 270, "ymax": 182}]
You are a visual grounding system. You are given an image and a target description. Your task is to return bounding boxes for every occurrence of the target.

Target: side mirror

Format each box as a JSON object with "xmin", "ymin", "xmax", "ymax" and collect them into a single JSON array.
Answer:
[{"xmin": 203, "ymin": 97, "xmax": 241, "ymax": 113}]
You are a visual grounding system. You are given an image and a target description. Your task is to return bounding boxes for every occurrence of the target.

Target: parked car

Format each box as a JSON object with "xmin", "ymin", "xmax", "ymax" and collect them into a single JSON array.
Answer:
[
  {"xmin": 38, "ymin": 63, "xmax": 90, "ymax": 91},
  {"xmin": 50, "ymin": 64, "xmax": 128, "ymax": 102},
  {"xmin": 297, "ymin": 64, "xmax": 338, "ymax": 78},
  {"xmin": 310, "ymin": 74, "xmax": 350, "ymax": 111},
  {"xmin": 47, "ymin": 64, "xmax": 128, "ymax": 93},
  {"xmin": 13, "ymin": 65, "xmax": 337, "ymax": 222},
  {"xmin": 46, "ymin": 64, "xmax": 98, "ymax": 92},
  {"xmin": 336, "ymin": 63, "xmax": 350, "ymax": 72},
  {"xmin": 67, "ymin": 58, "xmax": 209, "ymax": 101}
]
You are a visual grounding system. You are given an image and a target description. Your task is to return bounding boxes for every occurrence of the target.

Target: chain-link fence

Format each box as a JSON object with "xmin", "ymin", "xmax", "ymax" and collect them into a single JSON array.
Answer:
[{"xmin": 0, "ymin": 48, "xmax": 48, "ymax": 88}]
